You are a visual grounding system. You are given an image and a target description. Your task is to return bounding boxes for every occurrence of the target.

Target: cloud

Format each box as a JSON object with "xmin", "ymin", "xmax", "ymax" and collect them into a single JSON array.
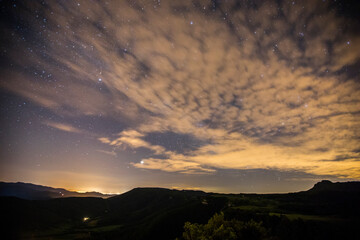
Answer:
[
  {"xmin": 132, "ymin": 157, "xmax": 215, "ymax": 175},
  {"xmin": 96, "ymin": 149, "xmax": 117, "ymax": 157},
  {"xmin": 2, "ymin": 1, "xmax": 359, "ymax": 178},
  {"xmin": 45, "ymin": 121, "xmax": 85, "ymax": 134},
  {"xmin": 102, "ymin": 130, "xmax": 166, "ymax": 155}
]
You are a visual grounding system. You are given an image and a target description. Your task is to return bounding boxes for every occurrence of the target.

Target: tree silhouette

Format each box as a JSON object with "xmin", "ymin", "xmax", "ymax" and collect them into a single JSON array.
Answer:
[{"xmin": 181, "ymin": 212, "xmax": 268, "ymax": 240}]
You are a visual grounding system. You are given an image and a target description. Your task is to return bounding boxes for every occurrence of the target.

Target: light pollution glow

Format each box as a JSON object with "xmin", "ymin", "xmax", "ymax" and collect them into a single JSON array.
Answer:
[{"xmin": 0, "ymin": 0, "xmax": 359, "ymax": 193}]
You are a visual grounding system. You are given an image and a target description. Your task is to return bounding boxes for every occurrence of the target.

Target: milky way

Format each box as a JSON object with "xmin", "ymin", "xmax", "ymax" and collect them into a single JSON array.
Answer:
[{"xmin": 1, "ymin": 0, "xmax": 359, "ymax": 193}]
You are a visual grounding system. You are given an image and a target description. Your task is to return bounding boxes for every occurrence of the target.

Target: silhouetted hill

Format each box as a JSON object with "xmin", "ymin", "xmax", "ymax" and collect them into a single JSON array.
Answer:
[
  {"xmin": 102, "ymin": 187, "xmax": 225, "ymax": 239},
  {"xmin": 0, "ymin": 182, "xmax": 115, "ymax": 200},
  {"xmin": 307, "ymin": 180, "xmax": 360, "ymax": 192},
  {"xmin": 0, "ymin": 181, "xmax": 359, "ymax": 239}
]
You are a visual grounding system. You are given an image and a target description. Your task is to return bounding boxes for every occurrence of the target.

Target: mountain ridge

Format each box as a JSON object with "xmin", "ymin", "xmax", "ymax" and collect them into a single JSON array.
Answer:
[
  {"xmin": 0, "ymin": 181, "xmax": 115, "ymax": 200},
  {"xmin": 1, "ymin": 180, "xmax": 360, "ymax": 201},
  {"xmin": 308, "ymin": 180, "xmax": 360, "ymax": 192}
]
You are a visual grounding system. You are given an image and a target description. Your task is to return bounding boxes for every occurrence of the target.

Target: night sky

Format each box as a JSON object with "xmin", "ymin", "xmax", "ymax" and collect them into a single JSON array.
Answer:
[{"xmin": 1, "ymin": 0, "xmax": 359, "ymax": 194}]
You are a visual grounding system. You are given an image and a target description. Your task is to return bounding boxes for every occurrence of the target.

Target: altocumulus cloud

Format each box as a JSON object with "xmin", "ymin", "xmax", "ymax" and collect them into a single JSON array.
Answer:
[{"xmin": 1, "ymin": 1, "xmax": 359, "ymax": 178}]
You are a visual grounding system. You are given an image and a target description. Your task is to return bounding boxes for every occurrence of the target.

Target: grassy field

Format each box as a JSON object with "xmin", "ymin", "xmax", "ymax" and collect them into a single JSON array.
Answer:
[
  {"xmin": 268, "ymin": 212, "xmax": 334, "ymax": 221},
  {"xmin": 23, "ymin": 223, "xmax": 123, "ymax": 240}
]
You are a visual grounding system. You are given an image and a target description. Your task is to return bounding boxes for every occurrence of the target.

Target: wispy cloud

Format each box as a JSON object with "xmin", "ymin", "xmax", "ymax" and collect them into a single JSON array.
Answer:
[
  {"xmin": 45, "ymin": 121, "xmax": 85, "ymax": 134},
  {"xmin": 96, "ymin": 149, "xmax": 117, "ymax": 157},
  {"xmin": 132, "ymin": 157, "xmax": 215, "ymax": 175}
]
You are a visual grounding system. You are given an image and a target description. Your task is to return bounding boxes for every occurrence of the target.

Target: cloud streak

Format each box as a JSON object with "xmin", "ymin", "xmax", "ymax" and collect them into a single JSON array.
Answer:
[{"xmin": 45, "ymin": 121, "xmax": 85, "ymax": 134}]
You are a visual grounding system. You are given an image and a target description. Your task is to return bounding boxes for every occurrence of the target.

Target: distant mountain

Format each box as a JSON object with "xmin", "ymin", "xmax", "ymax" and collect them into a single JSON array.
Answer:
[
  {"xmin": 307, "ymin": 180, "xmax": 360, "ymax": 193},
  {"xmin": 0, "ymin": 182, "xmax": 115, "ymax": 200}
]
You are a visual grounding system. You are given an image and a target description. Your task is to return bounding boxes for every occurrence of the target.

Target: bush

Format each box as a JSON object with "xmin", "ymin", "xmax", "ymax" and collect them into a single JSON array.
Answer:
[{"xmin": 182, "ymin": 212, "xmax": 267, "ymax": 240}]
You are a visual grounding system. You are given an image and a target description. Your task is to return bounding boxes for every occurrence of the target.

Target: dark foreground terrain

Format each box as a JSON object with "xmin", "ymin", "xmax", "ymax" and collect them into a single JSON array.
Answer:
[{"xmin": 1, "ymin": 180, "xmax": 359, "ymax": 240}]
